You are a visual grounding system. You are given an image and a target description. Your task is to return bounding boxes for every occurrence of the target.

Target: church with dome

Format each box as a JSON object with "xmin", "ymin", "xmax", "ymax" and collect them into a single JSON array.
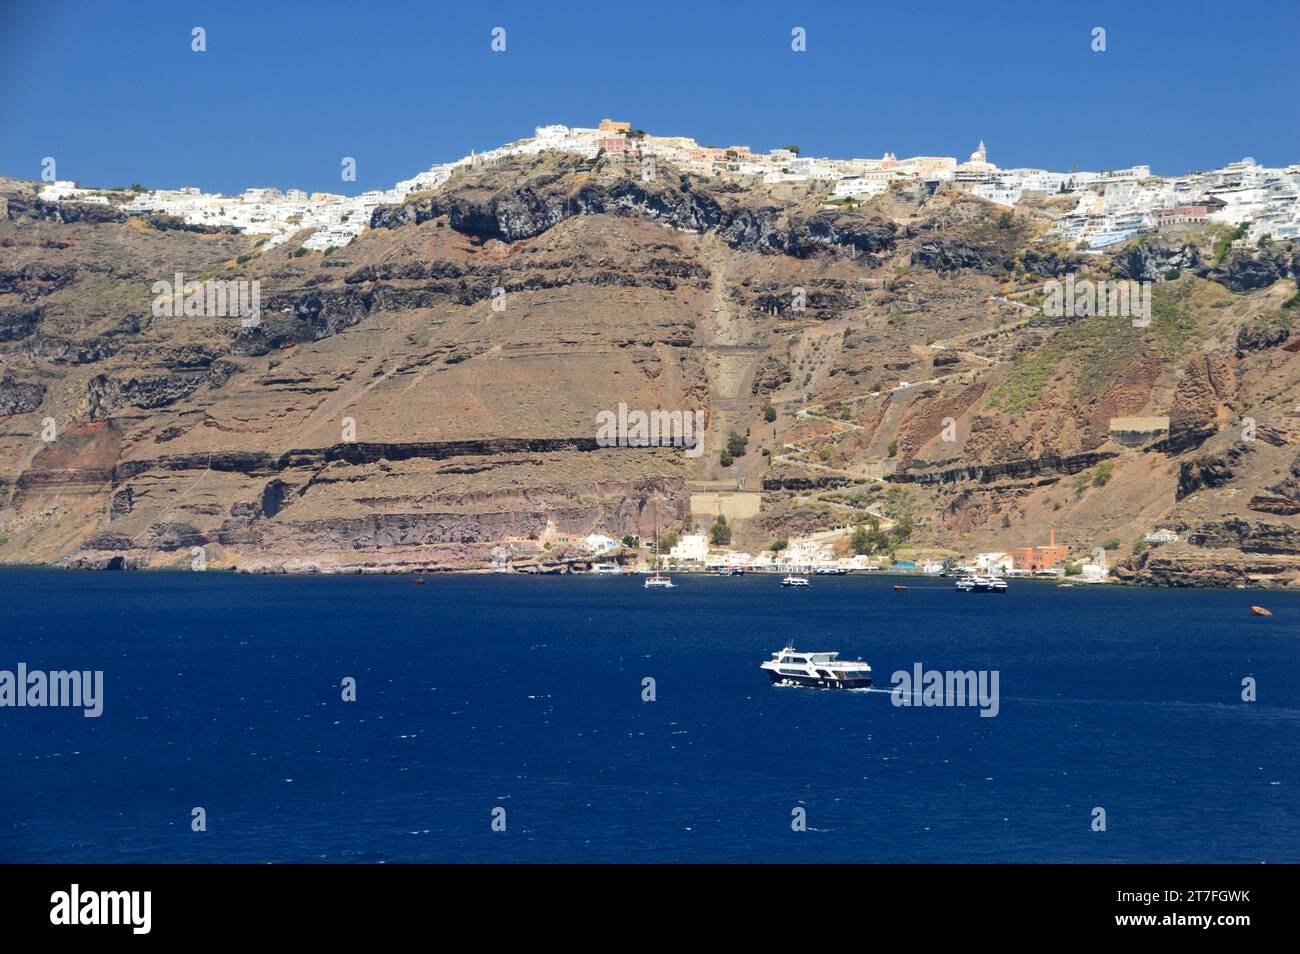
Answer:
[{"xmin": 959, "ymin": 140, "xmax": 995, "ymax": 172}]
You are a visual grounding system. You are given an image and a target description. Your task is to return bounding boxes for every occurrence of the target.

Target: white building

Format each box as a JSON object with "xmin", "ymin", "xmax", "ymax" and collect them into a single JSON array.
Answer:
[
  {"xmin": 1144, "ymin": 529, "xmax": 1179, "ymax": 545},
  {"xmin": 669, "ymin": 534, "xmax": 708, "ymax": 563},
  {"xmin": 583, "ymin": 534, "xmax": 618, "ymax": 554}
]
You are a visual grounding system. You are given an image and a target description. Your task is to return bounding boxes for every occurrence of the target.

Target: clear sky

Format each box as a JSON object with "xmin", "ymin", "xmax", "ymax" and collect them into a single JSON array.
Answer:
[{"xmin": 2, "ymin": 0, "xmax": 1297, "ymax": 195}]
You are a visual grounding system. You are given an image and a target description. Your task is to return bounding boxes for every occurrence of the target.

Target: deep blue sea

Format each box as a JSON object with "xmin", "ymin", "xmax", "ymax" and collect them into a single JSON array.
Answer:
[{"xmin": 1, "ymin": 569, "xmax": 1297, "ymax": 863}]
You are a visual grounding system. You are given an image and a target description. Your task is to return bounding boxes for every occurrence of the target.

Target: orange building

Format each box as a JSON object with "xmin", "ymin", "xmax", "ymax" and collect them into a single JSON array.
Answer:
[{"xmin": 1009, "ymin": 529, "xmax": 1068, "ymax": 571}]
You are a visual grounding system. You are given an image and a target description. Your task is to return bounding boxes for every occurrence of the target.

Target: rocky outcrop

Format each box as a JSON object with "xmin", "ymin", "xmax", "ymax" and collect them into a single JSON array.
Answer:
[
  {"xmin": 1168, "ymin": 353, "xmax": 1236, "ymax": 440},
  {"xmin": 751, "ymin": 356, "xmax": 793, "ymax": 394},
  {"xmin": 1208, "ymin": 245, "xmax": 1300, "ymax": 293},
  {"xmin": 32, "ymin": 199, "xmax": 125, "ymax": 225},
  {"xmin": 1177, "ymin": 443, "xmax": 1252, "ymax": 499},
  {"xmin": 1018, "ymin": 248, "xmax": 1087, "ymax": 278},
  {"xmin": 1235, "ymin": 316, "xmax": 1292, "ymax": 356},
  {"xmin": 1184, "ymin": 518, "xmax": 1300, "ymax": 554},
  {"xmin": 0, "ymin": 375, "xmax": 44, "ymax": 415},
  {"xmin": 910, "ymin": 237, "xmax": 1013, "ymax": 275},
  {"xmin": 1249, "ymin": 495, "xmax": 1300, "ymax": 516},
  {"xmin": 898, "ymin": 449, "xmax": 1117, "ymax": 485},
  {"xmin": 85, "ymin": 372, "xmax": 211, "ymax": 420},
  {"xmin": 0, "ymin": 305, "xmax": 42, "ymax": 341},
  {"xmin": 371, "ymin": 160, "xmax": 896, "ymax": 258},
  {"xmin": 1116, "ymin": 546, "xmax": 1300, "ymax": 588},
  {"xmin": 1109, "ymin": 240, "xmax": 1200, "ymax": 281}
]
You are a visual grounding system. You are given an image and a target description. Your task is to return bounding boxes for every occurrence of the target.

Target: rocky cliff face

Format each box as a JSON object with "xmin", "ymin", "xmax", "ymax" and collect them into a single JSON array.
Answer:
[
  {"xmin": 1, "ymin": 162, "xmax": 1297, "ymax": 585},
  {"xmin": 370, "ymin": 156, "xmax": 898, "ymax": 259}
]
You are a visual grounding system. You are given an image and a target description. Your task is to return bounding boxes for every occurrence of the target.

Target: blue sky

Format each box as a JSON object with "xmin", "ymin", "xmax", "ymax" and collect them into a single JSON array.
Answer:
[{"xmin": 2, "ymin": 0, "xmax": 1297, "ymax": 195}]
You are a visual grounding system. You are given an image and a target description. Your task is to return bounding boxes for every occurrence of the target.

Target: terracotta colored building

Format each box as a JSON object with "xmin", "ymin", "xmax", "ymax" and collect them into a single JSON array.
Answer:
[
  {"xmin": 1010, "ymin": 529, "xmax": 1069, "ymax": 571},
  {"xmin": 597, "ymin": 138, "xmax": 641, "ymax": 158}
]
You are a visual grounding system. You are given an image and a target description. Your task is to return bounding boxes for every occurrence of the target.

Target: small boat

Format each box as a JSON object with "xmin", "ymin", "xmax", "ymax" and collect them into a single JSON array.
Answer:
[
  {"xmin": 781, "ymin": 575, "xmax": 810, "ymax": 587},
  {"xmin": 591, "ymin": 563, "xmax": 623, "ymax": 575},
  {"xmin": 955, "ymin": 576, "xmax": 976, "ymax": 591},
  {"xmin": 761, "ymin": 644, "xmax": 872, "ymax": 690},
  {"xmin": 1058, "ymin": 582, "xmax": 1075, "ymax": 588},
  {"xmin": 717, "ymin": 565, "xmax": 746, "ymax": 576},
  {"xmin": 893, "ymin": 584, "xmax": 908, "ymax": 592},
  {"xmin": 412, "ymin": 576, "xmax": 425, "ymax": 585},
  {"xmin": 1251, "ymin": 605, "xmax": 1272, "ymax": 617},
  {"xmin": 644, "ymin": 523, "xmax": 674, "ymax": 589},
  {"xmin": 815, "ymin": 566, "xmax": 847, "ymax": 575}
]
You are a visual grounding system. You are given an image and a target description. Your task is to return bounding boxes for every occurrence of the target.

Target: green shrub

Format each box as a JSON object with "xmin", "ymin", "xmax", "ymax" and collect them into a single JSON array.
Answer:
[{"xmin": 709, "ymin": 515, "xmax": 732, "ymax": 546}]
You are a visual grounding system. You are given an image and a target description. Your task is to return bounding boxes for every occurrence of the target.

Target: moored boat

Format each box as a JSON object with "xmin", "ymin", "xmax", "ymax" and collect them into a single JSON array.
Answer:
[
  {"xmin": 644, "ymin": 523, "xmax": 674, "ymax": 589},
  {"xmin": 780, "ymin": 575, "xmax": 809, "ymax": 587}
]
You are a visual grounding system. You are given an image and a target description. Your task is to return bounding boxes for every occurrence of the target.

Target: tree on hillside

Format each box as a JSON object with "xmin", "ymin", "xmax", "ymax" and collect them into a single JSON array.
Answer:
[{"xmin": 709, "ymin": 515, "xmax": 731, "ymax": 546}]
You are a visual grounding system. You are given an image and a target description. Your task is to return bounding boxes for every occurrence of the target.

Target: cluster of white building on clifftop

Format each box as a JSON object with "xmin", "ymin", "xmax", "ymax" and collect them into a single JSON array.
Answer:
[{"xmin": 37, "ymin": 119, "xmax": 1300, "ymax": 253}]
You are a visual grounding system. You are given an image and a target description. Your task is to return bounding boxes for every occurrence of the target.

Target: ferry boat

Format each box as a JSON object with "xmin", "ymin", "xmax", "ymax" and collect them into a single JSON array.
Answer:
[
  {"xmin": 956, "ymin": 575, "xmax": 1008, "ymax": 593},
  {"xmin": 761, "ymin": 644, "xmax": 872, "ymax": 690},
  {"xmin": 644, "ymin": 524, "xmax": 674, "ymax": 589},
  {"xmin": 780, "ymin": 575, "xmax": 810, "ymax": 587}
]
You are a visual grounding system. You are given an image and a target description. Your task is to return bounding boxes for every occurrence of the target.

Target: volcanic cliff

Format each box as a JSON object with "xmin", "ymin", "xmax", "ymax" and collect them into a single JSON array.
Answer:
[{"xmin": 2, "ymin": 153, "xmax": 1298, "ymax": 585}]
